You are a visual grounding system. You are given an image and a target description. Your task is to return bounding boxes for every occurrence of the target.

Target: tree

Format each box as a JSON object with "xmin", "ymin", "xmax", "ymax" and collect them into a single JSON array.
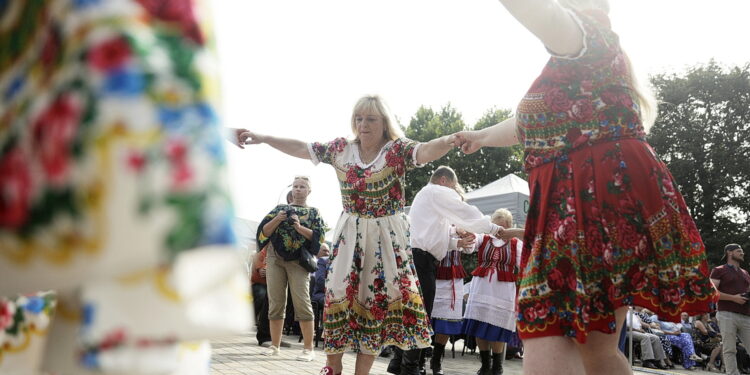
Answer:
[
  {"xmin": 648, "ymin": 61, "xmax": 750, "ymax": 266},
  {"xmin": 401, "ymin": 105, "xmax": 523, "ymax": 204},
  {"xmin": 401, "ymin": 104, "xmax": 465, "ymax": 203}
]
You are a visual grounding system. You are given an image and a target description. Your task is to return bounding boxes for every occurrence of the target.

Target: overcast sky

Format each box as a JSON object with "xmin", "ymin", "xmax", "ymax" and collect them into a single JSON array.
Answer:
[{"xmin": 209, "ymin": 0, "xmax": 750, "ymax": 233}]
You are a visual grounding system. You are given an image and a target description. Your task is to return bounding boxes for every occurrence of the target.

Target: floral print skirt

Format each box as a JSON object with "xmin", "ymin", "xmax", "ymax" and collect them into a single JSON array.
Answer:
[
  {"xmin": 516, "ymin": 139, "xmax": 716, "ymax": 343},
  {"xmin": 322, "ymin": 212, "xmax": 432, "ymax": 355}
]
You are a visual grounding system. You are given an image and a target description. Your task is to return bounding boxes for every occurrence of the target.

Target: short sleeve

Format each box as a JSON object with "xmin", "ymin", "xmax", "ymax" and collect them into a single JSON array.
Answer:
[
  {"xmin": 308, "ymin": 137, "xmax": 348, "ymax": 166},
  {"xmin": 548, "ymin": 8, "xmax": 619, "ymax": 68},
  {"xmin": 710, "ymin": 266, "xmax": 726, "ymax": 280},
  {"xmin": 392, "ymin": 138, "xmax": 423, "ymax": 172}
]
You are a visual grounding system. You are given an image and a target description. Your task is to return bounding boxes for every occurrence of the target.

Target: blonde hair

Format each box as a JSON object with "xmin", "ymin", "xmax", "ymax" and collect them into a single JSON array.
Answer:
[
  {"xmin": 350, "ymin": 95, "xmax": 404, "ymax": 143},
  {"xmin": 491, "ymin": 208, "xmax": 513, "ymax": 227},
  {"xmin": 557, "ymin": 0, "xmax": 658, "ymax": 131}
]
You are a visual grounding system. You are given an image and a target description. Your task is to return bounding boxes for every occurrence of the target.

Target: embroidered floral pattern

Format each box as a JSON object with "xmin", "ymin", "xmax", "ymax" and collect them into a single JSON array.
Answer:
[
  {"xmin": 0, "ymin": 0, "xmax": 234, "ymax": 264},
  {"xmin": 0, "ymin": 292, "xmax": 56, "ymax": 365},
  {"xmin": 516, "ymin": 10, "xmax": 646, "ymax": 171},
  {"xmin": 514, "ymin": 10, "xmax": 715, "ymax": 343}
]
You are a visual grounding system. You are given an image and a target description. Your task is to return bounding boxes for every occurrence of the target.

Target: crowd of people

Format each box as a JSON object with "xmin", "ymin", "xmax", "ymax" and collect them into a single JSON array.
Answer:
[
  {"xmin": 236, "ymin": 1, "xmax": 719, "ymax": 375},
  {"xmin": 1, "ymin": 0, "xmax": 740, "ymax": 374}
]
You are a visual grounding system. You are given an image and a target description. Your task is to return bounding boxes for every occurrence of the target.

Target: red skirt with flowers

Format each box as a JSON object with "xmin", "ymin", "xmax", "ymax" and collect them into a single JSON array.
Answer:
[{"xmin": 516, "ymin": 138, "xmax": 716, "ymax": 343}]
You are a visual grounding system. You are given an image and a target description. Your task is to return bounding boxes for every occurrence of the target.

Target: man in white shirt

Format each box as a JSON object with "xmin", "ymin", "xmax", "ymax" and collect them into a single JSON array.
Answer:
[
  {"xmin": 626, "ymin": 308, "xmax": 667, "ymax": 369},
  {"xmin": 389, "ymin": 165, "xmax": 500, "ymax": 375}
]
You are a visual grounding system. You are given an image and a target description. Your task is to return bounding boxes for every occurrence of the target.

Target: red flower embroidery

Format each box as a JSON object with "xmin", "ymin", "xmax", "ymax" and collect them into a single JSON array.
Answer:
[
  {"xmin": 547, "ymin": 258, "xmax": 577, "ymax": 291},
  {"xmin": 570, "ymin": 99, "xmax": 594, "ymax": 123},
  {"xmin": 544, "ymin": 87, "xmax": 573, "ymax": 113},
  {"xmin": 401, "ymin": 288, "xmax": 410, "ymax": 303},
  {"xmin": 615, "ymin": 218, "xmax": 637, "ymax": 246},
  {"xmin": 585, "ymin": 225, "xmax": 605, "ymax": 257},
  {"xmin": 626, "ymin": 264, "xmax": 647, "ymax": 290},
  {"xmin": 581, "ymin": 305, "xmax": 591, "ymax": 324},
  {"xmin": 348, "ymin": 317, "xmax": 359, "ymax": 330},
  {"xmin": 403, "ymin": 310, "xmax": 417, "ymax": 325},
  {"xmin": 370, "ymin": 305, "xmax": 386, "ymax": 320},
  {"xmin": 0, "ymin": 148, "xmax": 33, "ymax": 229},
  {"xmin": 523, "ymin": 306, "xmax": 538, "ymax": 322},
  {"xmin": 554, "ymin": 216, "xmax": 577, "ymax": 243},
  {"xmin": 353, "ymin": 178, "xmax": 366, "ymax": 192},
  {"xmin": 127, "ymin": 151, "xmax": 147, "ymax": 173},
  {"xmin": 136, "ymin": 0, "xmax": 204, "ymax": 44},
  {"xmin": 0, "ymin": 300, "xmax": 16, "ymax": 331},
  {"xmin": 399, "ymin": 275, "xmax": 411, "ymax": 288},
  {"xmin": 689, "ymin": 282, "xmax": 703, "ymax": 296},
  {"xmin": 662, "ymin": 288, "xmax": 681, "ymax": 305},
  {"xmin": 375, "ymin": 207, "xmax": 387, "ymax": 217},
  {"xmin": 389, "ymin": 182, "xmax": 402, "ymax": 200},
  {"xmin": 88, "ymin": 37, "xmax": 132, "ymax": 71},
  {"xmin": 534, "ymin": 302, "xmax": 549, "ymax": 320},
  {"xmin": 32, "ymin": 94, "xmax": 82, "ymax": 185}
]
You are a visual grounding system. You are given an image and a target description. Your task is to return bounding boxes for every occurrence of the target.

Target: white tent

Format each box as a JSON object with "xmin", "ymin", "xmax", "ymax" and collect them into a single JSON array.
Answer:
[{"xmin": 465, "ymin": 173, "xmax": 530, "ymax": 227}]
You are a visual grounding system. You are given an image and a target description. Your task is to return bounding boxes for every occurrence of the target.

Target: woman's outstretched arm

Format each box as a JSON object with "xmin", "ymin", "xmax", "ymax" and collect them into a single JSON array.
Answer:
[
  {"xmin": 450, "ymin": 117, "xmax": 519, "ymax": 154},
  {"xmin": 229, "ymin": 127, "xmax": 311, "ymax": 160}
]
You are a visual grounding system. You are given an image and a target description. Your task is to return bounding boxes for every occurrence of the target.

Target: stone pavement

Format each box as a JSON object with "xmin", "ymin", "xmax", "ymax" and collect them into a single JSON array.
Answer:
[{"xmin": 210, "ymin": 332, "xmax": 716, "ymax": 375}]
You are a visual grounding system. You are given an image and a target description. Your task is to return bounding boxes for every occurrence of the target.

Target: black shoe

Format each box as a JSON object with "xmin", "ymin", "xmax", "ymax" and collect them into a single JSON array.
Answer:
[
  {"xmin": 430, "ymin": 344, "xmax": 445, "ymax": 375},
  {"xmin": 477, "ymin": 350, "xmax": 492, "ymax": 375},
  {"xmin": 380, "ymin": 346, "xmax": 394, "ymax": 358},
  {"xmin": 642, "ymin": 360, "xmax": 658, "ymax": 369},
  {"xmin": 491, "ymin": 352, "xmax": 504, "ymax": 375}
]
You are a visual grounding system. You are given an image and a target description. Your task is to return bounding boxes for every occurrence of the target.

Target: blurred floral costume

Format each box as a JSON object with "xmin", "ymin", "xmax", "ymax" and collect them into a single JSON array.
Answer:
[{"xmin": 0, "ymin": 0, "xmax": 250, "ymax": 373}]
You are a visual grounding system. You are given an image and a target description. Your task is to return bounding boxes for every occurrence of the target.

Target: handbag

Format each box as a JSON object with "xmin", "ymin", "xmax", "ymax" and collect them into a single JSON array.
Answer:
[{"xmin": 299, "ymin": 249, "xmax": 318, "ymax": 272}]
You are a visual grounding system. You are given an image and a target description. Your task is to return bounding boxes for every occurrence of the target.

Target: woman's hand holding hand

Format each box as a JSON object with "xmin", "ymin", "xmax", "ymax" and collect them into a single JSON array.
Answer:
[
  {"xmin": 449, "ymin": 131, "xmax": 482, "ymax": 154},
  {"xmin": 239, "ymin": 130, "xmax": 265, "ymax": 146}
]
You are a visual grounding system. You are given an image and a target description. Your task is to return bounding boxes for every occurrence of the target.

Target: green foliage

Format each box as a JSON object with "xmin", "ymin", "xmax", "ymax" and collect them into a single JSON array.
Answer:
[
  {"xmin": 648, "ymin": 61, "xmax": 750, "ymax": 266},
  {"xmin": 402, "ymin": 105, "xmax": 524, "ymax": 203}
]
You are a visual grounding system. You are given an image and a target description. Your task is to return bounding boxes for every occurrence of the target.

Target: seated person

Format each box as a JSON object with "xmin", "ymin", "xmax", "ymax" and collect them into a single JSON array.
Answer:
[
  {"xmin": 653, "ymin": 315, "xmax": 703, "ymax": 370},
  {"xmin": 627, "ymin": 310, "xmax": 668, "ymax": 369}
]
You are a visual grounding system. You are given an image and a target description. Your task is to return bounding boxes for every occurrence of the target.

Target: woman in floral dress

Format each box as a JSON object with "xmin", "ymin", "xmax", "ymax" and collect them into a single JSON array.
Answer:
[
  {"xmin": 233, "ymin": 95, "xmax": 456, "ymax": 375},
  {"xmin": 451, "ymin": 0, "xmax": 716, "ymax": 374},
  {"xmin": 462, "ymin": 209, "xmax": 523, "ymax": 375}
]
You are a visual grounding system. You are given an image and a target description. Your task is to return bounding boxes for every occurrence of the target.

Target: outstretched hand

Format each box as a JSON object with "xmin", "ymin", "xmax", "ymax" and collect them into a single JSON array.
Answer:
[
  {"xmin": 227, "ymin": 127, "xmax": 264, "ymax": 149},
  {"xmin": 449, "ymin": 131, "xmax": 482, "ymax": 154}
]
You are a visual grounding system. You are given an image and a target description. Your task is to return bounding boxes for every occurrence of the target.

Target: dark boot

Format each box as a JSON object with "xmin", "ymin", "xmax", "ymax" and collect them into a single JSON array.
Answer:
[
  {"xmin": 419, "ymin": 349, "xmax": 427, "ymax": 375},
  {"xmin": 430, "ymin": 343, "xmax": 445, "ymax": 375},
  {"xmin": 387, "ymin": 347, "xmax": 403, "ymax": 375},
  {"xmin": 477, "ymin": 350, "xmax": 492, "ymax": 375},
  {"xmin": 491, "ymin": 352, "xmax": 504, "ymax": 375},
  {"xmin": 400, "ymin": 348, "xmax": 422, "ymax": 375}
]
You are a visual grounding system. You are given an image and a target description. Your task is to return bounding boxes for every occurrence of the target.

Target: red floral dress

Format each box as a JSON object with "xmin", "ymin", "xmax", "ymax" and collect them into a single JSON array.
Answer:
[
  {"xmin": 308, "ymin": 137, "xmax": 433, "ymax": 354},
  {"xmin": 514, "ymin": 9, "xmax": 716, "ymax": 343}
]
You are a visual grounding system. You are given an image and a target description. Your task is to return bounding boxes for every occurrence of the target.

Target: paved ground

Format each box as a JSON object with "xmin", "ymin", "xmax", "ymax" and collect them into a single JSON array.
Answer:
[{"xmin": 210, "ymin": 331, "xmax": 717, "ymax": 375}]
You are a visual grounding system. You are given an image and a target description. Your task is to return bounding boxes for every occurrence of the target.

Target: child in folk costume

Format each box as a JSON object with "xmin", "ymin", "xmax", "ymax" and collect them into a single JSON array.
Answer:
[
  {"xmin": 463, "ymin": 209, "xmax": 524, "ymax": 375},
  {"xmin": 429, "ymin": 227, "xmax": 476, "ymax": 375}
]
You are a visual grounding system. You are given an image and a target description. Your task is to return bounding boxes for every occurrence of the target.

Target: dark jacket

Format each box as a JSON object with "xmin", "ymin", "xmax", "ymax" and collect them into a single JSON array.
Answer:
[{"xmin": 312, "ymin": 257, "xmax": 328, "ymax": 304}]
